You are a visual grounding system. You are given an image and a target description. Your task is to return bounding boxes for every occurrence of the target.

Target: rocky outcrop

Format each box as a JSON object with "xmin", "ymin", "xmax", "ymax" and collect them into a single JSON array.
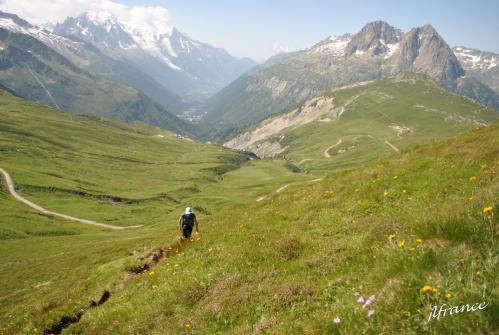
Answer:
[
  {"xmin": 395, "ymin": 25, "xmax": 464, "ymax": 82},
  {"xmin": 345, "ymin": 21, "xmax": 402, "ymax": 56}
]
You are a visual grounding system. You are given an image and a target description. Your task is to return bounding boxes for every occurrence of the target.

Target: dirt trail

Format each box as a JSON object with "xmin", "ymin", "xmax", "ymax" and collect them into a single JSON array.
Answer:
[
  {"xmin": 256, "ymin": 183, "xmax": 291, "ymax": 202},
  {"xmin": 323, "ymin": 139, "xmax": 343, "ymax": 158},
  {"xmin": 383, "ymin": 140, "xmax": 401, "ymax": 154},
  {"xmin": 275, "ymin": 184, "xmax": 290, "ymax": 193},
  {"xmin": 0, "ymin": 167, "xmax": 141, "ymax": 230}
]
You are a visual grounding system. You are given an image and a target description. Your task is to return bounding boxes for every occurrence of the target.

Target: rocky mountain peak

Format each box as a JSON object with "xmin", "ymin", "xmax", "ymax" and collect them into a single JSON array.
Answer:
[
  {"xmin": 345, "ymin": 20, "xmax": 402, "ymax": 56},
  {"xmin": 54, "ymin": 12, "xmax": 136, "ymax": 50},
  {"xmin": 395, "ymin": 24, "xmax": 464, "ymax": 82}
]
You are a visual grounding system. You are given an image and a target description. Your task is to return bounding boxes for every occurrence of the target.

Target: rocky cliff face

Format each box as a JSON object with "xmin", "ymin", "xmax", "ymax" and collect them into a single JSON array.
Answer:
[
  {"xmin": 345, "ymin": 20, "xmax": 402, "ymax": 56},
  {"xmin": 395, "ymin": 25, "xmax": 464, "ymax": 82}
]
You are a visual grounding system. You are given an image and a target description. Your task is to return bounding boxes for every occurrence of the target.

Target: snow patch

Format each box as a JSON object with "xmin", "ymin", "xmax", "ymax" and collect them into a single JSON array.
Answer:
[
  {"xmin": 309, "ymin": 35, "xmax": 350, "ymax": 56},
  {"xmin": 384, "ymin": 43, "xmax": 399, "ymax": 59},
  {"xmin": 454, "ymin": 47, "xmax": 498, "ymax": 70}
]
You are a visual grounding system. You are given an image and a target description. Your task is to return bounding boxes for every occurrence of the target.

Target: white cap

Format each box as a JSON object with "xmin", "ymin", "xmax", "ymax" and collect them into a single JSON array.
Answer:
[{"xmin": 185, "ymin": 207, "xmax": 193, "ymax": 214}]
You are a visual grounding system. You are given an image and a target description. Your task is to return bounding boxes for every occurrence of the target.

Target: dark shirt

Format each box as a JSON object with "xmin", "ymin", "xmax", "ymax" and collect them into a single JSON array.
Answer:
[{"xmin": 181, "ymin": 213, "xmax": 196, "ymax": 227}]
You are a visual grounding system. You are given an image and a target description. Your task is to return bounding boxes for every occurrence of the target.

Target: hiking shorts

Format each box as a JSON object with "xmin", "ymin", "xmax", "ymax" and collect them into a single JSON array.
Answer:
[{"xmin": 182, "ymin": 224, "xmax": 193, "ymax": 238}]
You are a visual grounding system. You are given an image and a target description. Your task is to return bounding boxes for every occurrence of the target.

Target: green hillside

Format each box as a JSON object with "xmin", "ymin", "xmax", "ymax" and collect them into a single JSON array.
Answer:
[
  {"xmin": 0, "ymin": 89, "xmax": 312, "ymax": 335},
  {"xmin": 66, "ymin": 124, "xmax": 497, "ymax": 334},
  {"xmin": 227, "ymin": 74, "xmax": 498, "ymax": 173}
]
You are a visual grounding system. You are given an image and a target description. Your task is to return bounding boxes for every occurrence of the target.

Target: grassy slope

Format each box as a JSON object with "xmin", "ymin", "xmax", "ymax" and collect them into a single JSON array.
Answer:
[
  {"xmin": 244, "ymin": 74, "xmax": 498, "ymax": 173},
  {"xmin": 0, "ymin": 90, "xmax": 309, "ymax": 335},
  {"xmin": 70, "ymin": 125, "xmax": 498, "ymax": 334}
]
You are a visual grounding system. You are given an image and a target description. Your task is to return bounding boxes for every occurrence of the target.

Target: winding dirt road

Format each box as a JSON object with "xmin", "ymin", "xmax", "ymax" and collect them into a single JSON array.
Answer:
[
  {"xmin": 0, "ymin": 168, "xmax": 141, "ymax": 230},
  {"xmin": 323, "ymin": 139, "xmax": 343, "ymax": 158}
]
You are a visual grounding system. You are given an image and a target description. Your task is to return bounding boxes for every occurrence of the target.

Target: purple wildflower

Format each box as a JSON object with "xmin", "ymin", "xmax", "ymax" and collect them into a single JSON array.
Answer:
[
  {"xmin": 362, "ymin": 295, "xmax": 376, "ymax": 309},
  {"xmin": 357, "ymin": 296, "xmax": 365, "ymax": 304}
]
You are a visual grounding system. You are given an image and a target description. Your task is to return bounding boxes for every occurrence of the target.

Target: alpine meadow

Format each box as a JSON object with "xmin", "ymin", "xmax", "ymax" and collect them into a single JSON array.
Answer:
[{"xmin": 0, "ymin": 1, "xmax": 497, "ymax": 334}]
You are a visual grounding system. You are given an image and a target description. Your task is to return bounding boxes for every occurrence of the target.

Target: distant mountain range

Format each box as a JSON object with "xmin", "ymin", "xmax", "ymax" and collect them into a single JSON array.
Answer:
[
  {"xmin": 202, "ymin": 21, "xmax": 499, "ymax": 138},
  {"xmin": 0, "ymin": 10, "xmax": 257, "ymax": 135},
  {"xmin": 54, "ymin": 11, "xmax": 257, "ymax": 102},
  {"xmin": 0, "ymin": 11, "xmax": 497, "ymax": 142}
]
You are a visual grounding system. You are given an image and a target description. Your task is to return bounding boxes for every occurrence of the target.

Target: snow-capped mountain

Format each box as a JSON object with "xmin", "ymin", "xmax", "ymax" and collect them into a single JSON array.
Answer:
[
  {"xmin": 54, "ymin": 11, "xmax": 257, "ymax": 100},
  {"xmin": 453, "ymin": 47, "xmax": 498, "ymax": 70},
  {"xmin": 0, "ymin": 11, "xmax": 87, "ymax": 61},
  {"xmin": 453, "ymin": 46, "xmax": 499, "ymax": 94},
  {"xmin": 307, "ymin": 34, "xmax": 352, "ymax": 56},
  {"xmin": 0, "ymin": 10, "xmax": 187, "ymax": 113},
  {"xmin": 0, "ymin": 11, "xmax": 195, "ymax": 134}
]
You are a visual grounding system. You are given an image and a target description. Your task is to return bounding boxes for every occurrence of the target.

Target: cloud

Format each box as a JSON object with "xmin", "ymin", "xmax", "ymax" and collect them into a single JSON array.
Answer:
[
  {"xmin": 271, "ymin": 42, "xmax": 290, "ymax": 55},
  {"xmin": 0, "ymin": 0, "xmax": 171, "ymax": 33}
]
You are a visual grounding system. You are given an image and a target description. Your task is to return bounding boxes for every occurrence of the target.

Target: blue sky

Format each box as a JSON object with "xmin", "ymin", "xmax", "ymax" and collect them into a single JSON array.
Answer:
[{"xmin": 117, "ymin": 0, "xmax": 499, "ymax": 61}]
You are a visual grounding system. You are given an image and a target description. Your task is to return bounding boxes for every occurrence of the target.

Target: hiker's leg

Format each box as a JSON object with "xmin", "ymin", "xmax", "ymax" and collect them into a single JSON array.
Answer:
[{"xmin": 182, "ymin": 225, "xmax": 193, "ymax": 239}]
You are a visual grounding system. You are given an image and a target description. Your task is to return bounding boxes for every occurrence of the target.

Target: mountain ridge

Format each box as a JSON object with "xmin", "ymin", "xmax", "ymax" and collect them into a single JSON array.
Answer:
[
  {"xmin": 203, "ymin": 20, "xmax": 498, "ymax": 138},
  {"xmin": 0, "ymin": 24, "xmax": 194, "ymax": 135}
]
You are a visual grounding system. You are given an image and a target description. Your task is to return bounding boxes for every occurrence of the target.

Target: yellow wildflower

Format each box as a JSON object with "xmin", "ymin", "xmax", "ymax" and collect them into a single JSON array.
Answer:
[
  {"xmin": 398, "ymin": 241, "xmax": 405, "ymax": 248},
  {"xmin": 483, "ymin": 206, "xmax": 493, "ymax": 214},
  {"xmin": 151, "ymin": 284, "xmax": 159, "ymax": 289},
  {"xmin": 402, "ymin": 190, "xmax": 406, "ymax": 193},
  {"xmin": 388, "ymin": 234, "xmax": 396, "ymax": 240},
  {"xmin": 468, "ymin": 196, "xmax": 474, "ymax": 201},
  {"xmin": 432, "ymin": 287, "xmax": 438, "ymax": 293},
  {"xmin": 355, "ymin": 188, "xmax": 360, "ymax": 192},
  {"xmin": 148, "ymin": 271, "xmax": 155, "ymax": 276},
  {"xmin": 407, "ymin": 197, "xmax": 413, "ymax": 200},
  {"xmin": 420, "ymin": 284, "xmax": 432, "ymax": 293},
  {"xmin": 409, "ymin": 247, "xmax": 416, "ymax": 252},
  {"xmin": 185, "ymin": 323, "xmax": 191, "ymax": 328},
  {"xmin": 393, "ymin": 175, "xmax": 398, "ymax": 179},
  {"xmin": 416, "ymin": 239, "xmax": 423, "ymax": 244},
  {"xmin": 469, "ymin": 176, "xmax": 476, "ymax": 181},
  {"xmin": 445, "ymin": 292, "xmax": 452, "ymax": 299},
  {"xmin": 384, "ymin": 191, "xmax": 389, "ymax": 196}
]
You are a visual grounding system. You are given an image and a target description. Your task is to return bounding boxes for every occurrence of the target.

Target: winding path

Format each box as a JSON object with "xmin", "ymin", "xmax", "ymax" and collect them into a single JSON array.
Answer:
[
  {"xmin": 323, "ymin": 139, "xmax": 343, "ymax": 158},
  {"xmin": 0, "ymin": 168, "xmax": 142, "ymax": 230}
]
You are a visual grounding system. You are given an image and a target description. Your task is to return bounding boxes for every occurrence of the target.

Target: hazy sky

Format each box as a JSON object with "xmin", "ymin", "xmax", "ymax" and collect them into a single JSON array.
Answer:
[{"xmin": 2, "ymin": 0, "xmax": 498, "ymax": 61}]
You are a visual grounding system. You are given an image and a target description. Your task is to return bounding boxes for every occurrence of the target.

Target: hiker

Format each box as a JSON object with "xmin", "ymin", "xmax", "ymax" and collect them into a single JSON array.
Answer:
[{"xmin": 178, "ymin": 207, "xmax": 199, "ymax": 239}]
